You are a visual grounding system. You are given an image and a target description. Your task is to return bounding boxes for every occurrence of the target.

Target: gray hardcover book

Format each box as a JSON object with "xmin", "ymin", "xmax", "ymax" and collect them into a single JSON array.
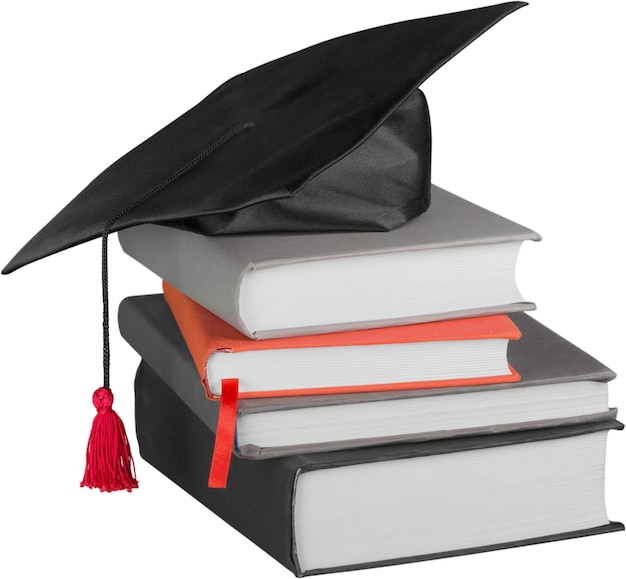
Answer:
[
  {"xmin": 118, "ymin": 185, "xmax": 541, "ymax": 339},
  {"xmin": 119, "ymin": 294, "xmax": 617, "ymax": 459}
]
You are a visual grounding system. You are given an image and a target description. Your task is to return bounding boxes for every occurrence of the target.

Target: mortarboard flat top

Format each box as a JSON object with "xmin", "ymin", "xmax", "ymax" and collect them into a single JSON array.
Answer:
[{"xmin": 3, "ymin": 2, "xmax": 527, "ymax": 275}]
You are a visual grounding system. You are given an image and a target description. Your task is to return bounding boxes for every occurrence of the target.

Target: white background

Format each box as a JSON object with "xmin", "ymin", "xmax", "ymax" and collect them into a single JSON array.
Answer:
[{"xmin": 1, "ymin": 1, "xmax": 624, "ymax": 577}]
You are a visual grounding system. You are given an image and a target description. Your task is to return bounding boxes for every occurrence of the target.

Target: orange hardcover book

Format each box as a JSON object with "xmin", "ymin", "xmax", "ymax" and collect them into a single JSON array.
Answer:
[
  {"xmin": 163, "ymin": 281, "xmax": 521, "ymax": 400},
  {"xmin": 163, "ymin": 280, "xmax": 522, "ymax": 487}
]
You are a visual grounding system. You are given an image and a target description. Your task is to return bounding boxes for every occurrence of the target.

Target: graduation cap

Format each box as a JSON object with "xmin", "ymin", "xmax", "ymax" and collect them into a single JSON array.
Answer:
[{"xmin": 2, "ymin": 2, "xmax": 527, "ymax": 491}]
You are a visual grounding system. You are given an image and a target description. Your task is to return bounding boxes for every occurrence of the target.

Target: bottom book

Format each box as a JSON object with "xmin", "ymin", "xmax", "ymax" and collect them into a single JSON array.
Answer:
[{"xmin": 135, "ymin": 360, "xmax": 623, "ymax": 577}]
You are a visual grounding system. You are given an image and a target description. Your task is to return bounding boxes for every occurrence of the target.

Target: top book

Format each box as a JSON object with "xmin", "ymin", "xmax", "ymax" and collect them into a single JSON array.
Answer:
[{"xmin": 119, "ymin": 185, "xmax": 540, "ymax": 339}]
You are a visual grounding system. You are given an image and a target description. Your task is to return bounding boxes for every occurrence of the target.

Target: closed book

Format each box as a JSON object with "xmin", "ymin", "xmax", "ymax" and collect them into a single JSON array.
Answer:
[
  {"xmin": 134, "ymin": 360, "xmax": 624, "ymax": 577},
  {"xmin": 163, "ymin": 280, "xmax": 521, "ymax": 399},
  {"xmin": 119, "ymin": 294, "xmax": 617, "ymax": 459},
  {"xmin": 118, "ymin": 184, "xmax": 540, "ymax": 339}
]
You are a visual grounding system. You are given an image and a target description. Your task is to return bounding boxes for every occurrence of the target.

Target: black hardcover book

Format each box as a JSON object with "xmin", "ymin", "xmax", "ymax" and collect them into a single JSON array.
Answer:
[{"xmin": 135, "ymin": 360, "xmax": 623, "ymax": 577}]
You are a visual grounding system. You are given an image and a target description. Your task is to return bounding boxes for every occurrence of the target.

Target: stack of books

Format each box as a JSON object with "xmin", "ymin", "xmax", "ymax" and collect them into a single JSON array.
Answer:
[{"xmin": 118, "ymin": 184, "xmax": 622, "ymax": 576}]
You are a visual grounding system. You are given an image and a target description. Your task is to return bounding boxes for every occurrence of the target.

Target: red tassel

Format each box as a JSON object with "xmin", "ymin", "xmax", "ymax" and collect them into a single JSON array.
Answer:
[{"xmin": 81, "ymin": 387, "xmax": 139, "ymax": 492}]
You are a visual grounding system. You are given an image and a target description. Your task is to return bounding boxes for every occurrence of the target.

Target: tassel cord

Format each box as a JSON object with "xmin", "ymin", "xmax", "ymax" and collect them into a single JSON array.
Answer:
[{"xmin": 86, "ymin": 122, "xmax": 253, "ymax": 492}]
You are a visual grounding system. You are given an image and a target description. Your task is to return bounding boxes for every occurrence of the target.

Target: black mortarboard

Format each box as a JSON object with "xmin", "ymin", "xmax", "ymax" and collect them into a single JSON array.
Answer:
[
  {"xmin": 3, "ymin": 2, "xmax": 526, "ymax": 275},
  {"xmin": 2, "ymin": 2, "xmax": 527, "ymax": 491}
]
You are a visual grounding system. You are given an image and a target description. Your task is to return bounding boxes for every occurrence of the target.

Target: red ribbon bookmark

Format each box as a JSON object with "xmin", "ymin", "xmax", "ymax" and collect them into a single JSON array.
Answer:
[{"xmin": 208, "ymin": 378, "xmax": 239, "ymax": 488}]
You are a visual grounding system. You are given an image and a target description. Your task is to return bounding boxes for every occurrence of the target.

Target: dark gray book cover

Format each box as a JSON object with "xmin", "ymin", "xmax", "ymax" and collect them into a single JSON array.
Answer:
[
  {"xmin": 135, "ymin": 360, "xmax": 624, "ymax": 576},
  {"xmin": 120, "ymin": 294, "xmax": 617, "ymax": 458}
]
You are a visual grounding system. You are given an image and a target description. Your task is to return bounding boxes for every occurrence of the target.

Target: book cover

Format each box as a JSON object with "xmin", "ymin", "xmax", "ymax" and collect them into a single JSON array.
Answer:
[
  {"xmin": 163, "ymin": 280, "xmax": 521, "ymax": 398},
  {"xmin": 118, "ymin": 185, "xmax": 540, "ymax": 339},
  {"xmin": 135, "ymin": 360, "xmax": 624, "ymax": 577},
  {"xmin": 119, "ymin": 294, "xmax": 617, "ymax": 459}
]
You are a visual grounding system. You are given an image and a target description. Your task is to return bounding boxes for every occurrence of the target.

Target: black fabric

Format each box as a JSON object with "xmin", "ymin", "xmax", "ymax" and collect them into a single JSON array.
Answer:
[
  {"xmin": 4, "ymin": 2, "xmax": 527, "ymax": 274},
  {"xmin": 182, "ymin": 90, "xmax": 431, "ymax": 234}
]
